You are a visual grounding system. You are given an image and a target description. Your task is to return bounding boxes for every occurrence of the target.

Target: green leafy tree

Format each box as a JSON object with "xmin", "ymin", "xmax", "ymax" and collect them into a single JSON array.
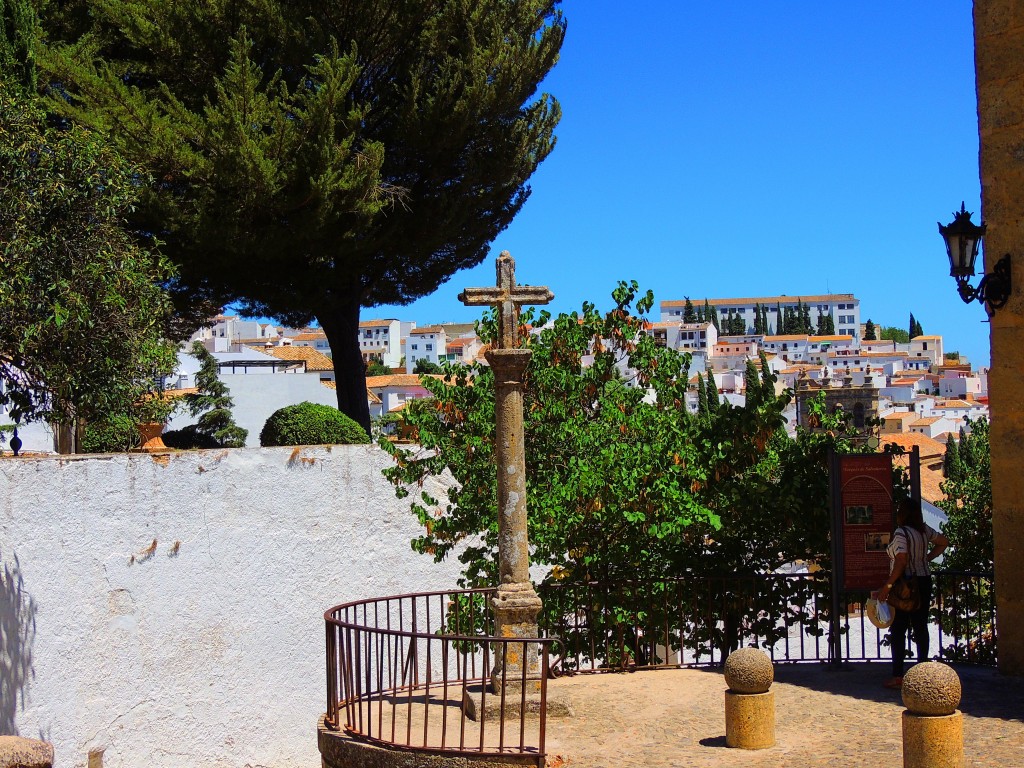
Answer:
[
  {"xmin": 260, "ymin": 401, "xmax": 370, "ymax": 446},
  {"xmin": 880, "ymin": 326, "xmax": 910, "ymax": 344},
  {"xmin": 936, "ymin": 418, "xmax": 994, "ymax": 662},
  {"xmin": 414, "ymin": 359, "xmax": 443, "ymax": 375},
  {"xmin": 864, "ymin": 319, "xmax": 876, "ymax": 341},
  {"xmin": 384, "ymin": 284, "xmax": 867, "ymax": 660},
  {"xmin": 683, "ymin": 297, "xmax": 697, "ymax": 323},
  {"xmin": 365, "ymin": 360, "xmax": 392, "ymax": 377},
  {"xmin": 0, "ymin": 80, "xmax": 177, "ymax": 450},
  {"xmin": 182, "ymin": 342, "xmax": 248, "ymax": 447},
  {"xmin": 41, "ymin": 0, "xmax": 565, "ymax": 436}
]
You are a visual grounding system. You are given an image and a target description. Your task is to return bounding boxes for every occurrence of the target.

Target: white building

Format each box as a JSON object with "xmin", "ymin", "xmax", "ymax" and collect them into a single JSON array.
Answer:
[
  {"xmin": 405, "ymin": 326, "xmax": 447, "ymax": 373},
  {"xmin": 661, "ymin": 294, "xmax": 861, "ymax": 340},
  {"xmin": 358, "ymin": 319, "xmax": 402, "ymax": 368}
]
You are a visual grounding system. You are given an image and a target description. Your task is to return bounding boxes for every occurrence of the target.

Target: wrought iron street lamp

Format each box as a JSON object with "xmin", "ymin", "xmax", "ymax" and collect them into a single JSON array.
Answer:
[{"xmin": 938, "ymin": 202, "xmax": 1011, "ymax": 316}]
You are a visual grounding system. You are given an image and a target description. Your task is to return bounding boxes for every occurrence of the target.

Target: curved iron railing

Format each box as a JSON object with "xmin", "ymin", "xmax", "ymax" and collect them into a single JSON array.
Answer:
[{"xmin": 324, "ymin": 588, "xmax": 555, "ymax": 764}]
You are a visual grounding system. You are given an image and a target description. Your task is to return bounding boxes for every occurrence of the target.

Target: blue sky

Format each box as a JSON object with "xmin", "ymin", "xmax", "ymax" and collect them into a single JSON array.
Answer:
[{"xmin": 374, "ymin": 2, "xmax": 989, "ymax": 365}]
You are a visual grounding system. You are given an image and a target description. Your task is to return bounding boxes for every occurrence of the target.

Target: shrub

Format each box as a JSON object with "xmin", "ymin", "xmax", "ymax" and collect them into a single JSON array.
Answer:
[
  {"xmin": 162, "ymin": 425, "xmax": 222, "ymax": 450},
  {"xmin": 81, "ymin": 415, "xmax": 141, "ymax": 453},
  {"xmin": 260, "ymin": 402, "xmax": 369, "ymax": 446}
]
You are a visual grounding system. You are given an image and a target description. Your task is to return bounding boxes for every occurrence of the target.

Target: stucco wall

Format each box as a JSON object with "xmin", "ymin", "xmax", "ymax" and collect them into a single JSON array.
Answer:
[{"xmin": 0, "ymin": 445, "xmax": 461, "ymax": 767}]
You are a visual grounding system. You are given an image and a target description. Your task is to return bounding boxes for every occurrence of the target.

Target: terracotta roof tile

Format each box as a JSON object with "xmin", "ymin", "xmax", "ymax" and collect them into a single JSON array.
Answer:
[
  {"xmin": 258, "ymin": 346, "xmax": 334, "ymax": 371},
  {"xmin": 880, "ymin": 432, "xmax": 947, "ymax": 458}
]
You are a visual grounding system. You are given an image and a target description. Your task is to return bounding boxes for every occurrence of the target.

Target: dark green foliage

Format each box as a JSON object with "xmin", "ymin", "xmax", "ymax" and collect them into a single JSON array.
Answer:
[
  {"xmin": 366, "ymin": 360, "xmax": 392, "ymax": 377},
  {"xmin": 744, "ymin": 359, "xmax": 761, "ymax": 410},
  {"xmin": 80, "ymin": 415, "xmax": 140, "ymax": 453},
  {"xmin": 696, "ymin": 372, "xmax": 709, "ymax": 416},
  {"xmin": 0, "ymin": 81, "xmax": 178, "ymax": 434},
  {"xmin": 864, "ymin": 319, "xmax": 876, "ymax": 340},
  {"xmin": 414, "ymin": 359, "xmax": 443, "ymax": 374},
  {"xmin": 909, "ymin": 313, "xmax": 924, "ymax": 340},
  {"xmin": 710, "ymin": 305, "xmax": 720, "ymax": 332},
  {"xmin": 260, "ymin": 401, "xmax": 370, "ymax": 446},
  {"xmin": 683, "ymin": 297, "xmax": 696, "ymax": 323},
  {"xmin": 40, "ymin": 0, "xmax": 565, "ymax": 435},
  {"xmin": 703, "ymin": 300, "xmax": 713, "ymax": 327},
  {"xmin": 816, "ymin": 312, "xmax": 835, "ymax": 336},
  {"xmin": 0, "ymin": 0, "xmax": 35, "ymax": 91},
  {"xmin": 705, "ymin": 370, "xmax": 720, "ymax": 410},
  {"xmin": 161, "ymin": 425, "xmax": 220, "ymax": 450},
  {"xmin": 184, "ymin": 342, "xmax": 247, "ymax": 447}
]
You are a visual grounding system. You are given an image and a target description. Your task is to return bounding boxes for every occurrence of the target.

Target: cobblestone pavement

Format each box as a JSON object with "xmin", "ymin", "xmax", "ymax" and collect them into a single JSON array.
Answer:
[{"xmin": 541, "ymin": 662, "xmax": 1024, "ymax": 768}]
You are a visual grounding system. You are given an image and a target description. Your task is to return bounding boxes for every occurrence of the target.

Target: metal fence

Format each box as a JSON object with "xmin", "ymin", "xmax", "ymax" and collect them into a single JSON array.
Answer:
[
  {"xmin": 324, "ymin": 570, "xmax": 994, "ymax": 763},
  {"xmin": 324, "ymin": 588, "xmax": 555, "ymax": 765}
]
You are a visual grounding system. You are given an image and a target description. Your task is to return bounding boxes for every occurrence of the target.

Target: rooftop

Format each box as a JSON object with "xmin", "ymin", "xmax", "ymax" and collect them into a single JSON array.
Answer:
[{"xmin": 663, "ymin": 293, "xmax": 855, "ymax": 308}]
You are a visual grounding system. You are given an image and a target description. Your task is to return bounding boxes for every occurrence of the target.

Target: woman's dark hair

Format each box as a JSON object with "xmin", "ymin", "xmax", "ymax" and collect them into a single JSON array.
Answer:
[{"xmin": 896, "ymin": 498, "xmax": 926, "ymax": 534}]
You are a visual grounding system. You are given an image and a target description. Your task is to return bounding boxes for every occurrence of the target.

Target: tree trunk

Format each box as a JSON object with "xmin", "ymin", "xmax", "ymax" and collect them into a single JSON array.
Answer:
[{"xmin": 317, "ymin": 300, "xmax": 371, "ymax": 436}]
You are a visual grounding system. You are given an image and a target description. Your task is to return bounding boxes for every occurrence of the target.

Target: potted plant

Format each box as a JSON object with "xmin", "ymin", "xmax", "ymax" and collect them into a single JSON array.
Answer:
[{"xmin": 133, "ymin": 391, "xmax": 181, "ymax": 452}]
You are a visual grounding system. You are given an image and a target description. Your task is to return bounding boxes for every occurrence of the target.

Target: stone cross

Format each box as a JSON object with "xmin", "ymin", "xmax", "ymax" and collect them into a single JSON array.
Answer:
[
  {"xmin": 458, "ymin": 252, "xmax": 554, "ymax": 349},
  {"xmin": 459, "ymin": 252, "xmax": 553, "ymax": 697}
]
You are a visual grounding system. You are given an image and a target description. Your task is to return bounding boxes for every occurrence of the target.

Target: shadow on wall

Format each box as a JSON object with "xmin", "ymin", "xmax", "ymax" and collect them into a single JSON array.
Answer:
[{"xmin": 0, "ymin": 548, "xmax": 36, "ymax": 735}]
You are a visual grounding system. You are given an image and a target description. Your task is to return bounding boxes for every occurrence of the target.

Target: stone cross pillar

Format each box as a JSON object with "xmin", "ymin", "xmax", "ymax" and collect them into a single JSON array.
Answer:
[{"xmin": 459, "ymin": 252, "xmax": 553, "ymax": 693}]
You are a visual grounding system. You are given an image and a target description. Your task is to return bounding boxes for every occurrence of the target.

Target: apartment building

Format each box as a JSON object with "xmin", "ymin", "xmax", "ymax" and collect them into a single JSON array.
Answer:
[{"xmin": 661, "ymin": 294, "xmax": 861, "ymax": 340}]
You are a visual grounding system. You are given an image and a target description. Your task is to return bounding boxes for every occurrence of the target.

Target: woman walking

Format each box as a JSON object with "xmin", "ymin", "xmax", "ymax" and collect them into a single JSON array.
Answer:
[{"xmin": 876, "ymin": 500, "xmax": 948, "ymax": 689}]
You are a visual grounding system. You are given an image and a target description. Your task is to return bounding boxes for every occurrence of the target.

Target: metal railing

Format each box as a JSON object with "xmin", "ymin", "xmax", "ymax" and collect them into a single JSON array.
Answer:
[
  {"xmin": 324, "ymin": 588, "xmax": 555, "ymax": 765},
  {"xmin": 537, "ymin": 570, "xmax": 996, "ymax": 672},
  {"xmin": 324, "ymin": 570, "xmax": 993, "ymax": 763}
]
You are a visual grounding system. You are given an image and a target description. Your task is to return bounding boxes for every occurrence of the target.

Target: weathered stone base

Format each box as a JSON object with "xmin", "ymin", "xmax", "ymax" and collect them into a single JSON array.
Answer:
[
  {"xmin": 318, "ymin": 716, "xmax": 538, "ymax": 768},
  {"xmin": 462, "ymin": 684, "xmax": 574, "ymax": 722},
  {"xmin": 902, "ymin": 710, "xmax": 964, "ymax": 768},
  {"xmin": 724, "ymin": 690, "xmax": 775, "ymax": 750}
]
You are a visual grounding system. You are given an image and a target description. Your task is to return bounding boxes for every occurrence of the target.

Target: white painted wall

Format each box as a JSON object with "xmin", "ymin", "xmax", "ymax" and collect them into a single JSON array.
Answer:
[{"xmin": 0, "ymin": 446, "xmax": 461, "ymax": 768}]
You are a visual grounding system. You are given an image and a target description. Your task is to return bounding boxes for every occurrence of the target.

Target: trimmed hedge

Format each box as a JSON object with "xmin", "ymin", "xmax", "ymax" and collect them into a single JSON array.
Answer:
[
  {"xmin": 162, "ymin": 425, "xmax": 222, "ymax": 450},
  {"xmin": 259, "ymin": 402, "xmax": 369, "ymax": 446}
]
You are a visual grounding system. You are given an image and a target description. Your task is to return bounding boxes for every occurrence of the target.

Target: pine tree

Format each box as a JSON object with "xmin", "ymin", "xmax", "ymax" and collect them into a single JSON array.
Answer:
[
  {"xmin": 696, "ymin": 372, "xmax": 708, "ymax": 416},
  {"xmin": 185, "ymin": 342, "xmax": 248, "ymax": 447},
  {"xmin": 864, "ymin": 319, "xmax": 876, "ymax": 341},
  {"xmin": 683, "ymin": 297, "xmax": 697, "ymax": 323},
  {"xmin": 41, "ymin": 1, "xmax": 565, "ymax": 435}
]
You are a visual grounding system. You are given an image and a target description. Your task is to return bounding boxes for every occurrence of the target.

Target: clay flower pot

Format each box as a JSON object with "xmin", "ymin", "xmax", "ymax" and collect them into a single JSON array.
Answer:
[{"xmin": 137, "ymin": 422, "xmax": 168, "ymax": 452}]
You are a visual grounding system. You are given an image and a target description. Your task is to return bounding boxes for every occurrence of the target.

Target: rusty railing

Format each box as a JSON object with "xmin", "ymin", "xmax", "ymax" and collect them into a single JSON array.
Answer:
[{"xmin": 324, "ymin": 588, "xmax": 555, "ymax": 765}]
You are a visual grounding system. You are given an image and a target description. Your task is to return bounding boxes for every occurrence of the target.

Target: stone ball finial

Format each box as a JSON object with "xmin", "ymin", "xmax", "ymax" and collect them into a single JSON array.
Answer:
[
  {"xmin": 901, "ymin": 662, "xmax": 962, "ymax": 715},
  {"xmin": 0, "ymin": 735, "xmax": 54, "ymax": 768},
  {"xmin": 724, "ymin": 648, "xmax": 774, "ymax": 694}
]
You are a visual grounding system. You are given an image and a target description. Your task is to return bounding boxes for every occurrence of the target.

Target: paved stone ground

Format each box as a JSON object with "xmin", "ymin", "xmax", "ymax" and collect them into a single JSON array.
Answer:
[{"xmin": 540, "ymin": 662, "xmax": 1024, "ymax": 768}]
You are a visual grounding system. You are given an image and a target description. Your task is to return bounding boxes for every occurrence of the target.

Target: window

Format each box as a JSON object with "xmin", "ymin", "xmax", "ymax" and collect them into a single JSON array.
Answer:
[
  {"xmin": 411, "ymin": 344, "xmax": 418, "ymax": 350},
  {"xmin": 426, "ymin": 344, "xmax": 433, "ymax": 351},
  {"xmin": 364, "ymin": 331, "xmax": 372, "ymax": 338}
]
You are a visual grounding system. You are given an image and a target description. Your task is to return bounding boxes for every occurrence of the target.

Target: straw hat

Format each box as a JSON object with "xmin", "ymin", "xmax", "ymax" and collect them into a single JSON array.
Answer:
[{"xmin": 866, "ymin": 598, "xmax": 894, "ymax": 629}]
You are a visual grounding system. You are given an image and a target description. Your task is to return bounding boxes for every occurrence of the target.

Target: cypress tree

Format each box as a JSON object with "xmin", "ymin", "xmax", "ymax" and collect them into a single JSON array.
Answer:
[
  {"xmin": 696, "ymin": 372, "xmax": 708, "ymax": 416},
  {"xmin": 704, "ymin": 299, "xmax": 713, "ymax": 325},
  {"xmin": 711, "ymin": 307, "xmax": 720, "ymax": 333},
  {"xmin": 775, "ymin": 302, "xmax": 783, "ymax": 334},
  {"xmin": 744, "ymin": 359, "xmax": 761, "ymax": 409},
  {"xmin": 943, "ymin": 435, "xmax": 960, "ymax": 479},
  {"xmin": 909, "ymin": 313, "xmax": 917, "ymax": 340},
  {"xmin": 759, "ymin": 350, "xmax": 775, "ymax": 396},
  {"xmin": 864, "ymin": 319, "xmax": 876, "ymax": 341},
  {"xmin": 802, "ymin": 303, "xmax": 812, "ymax": 334},
  {"xmin": 706, "ymin": 372, "xmax": 720, "ymax": 410},
  {"xmin": 683, "ymin": 297, "xmax": 697, "ymax": 323},
  {"xmin": 696, "ymin": 304, "xmax": 705, "ymax": 323},
  {"xmin": 41, "ymin": 0, "xmax": 565, "ymax": 435}
]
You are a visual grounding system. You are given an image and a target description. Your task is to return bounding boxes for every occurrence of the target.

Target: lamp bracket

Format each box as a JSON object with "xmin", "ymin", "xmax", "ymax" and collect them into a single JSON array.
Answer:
[{"xmin": 956, "ymin": 253, "xmax": 1012, "ymax": 316}]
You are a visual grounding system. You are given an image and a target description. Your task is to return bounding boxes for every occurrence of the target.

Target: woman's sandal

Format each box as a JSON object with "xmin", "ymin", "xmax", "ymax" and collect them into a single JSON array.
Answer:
[{"xmin": 883, "ymin": 677, "xmax": 904, "ymax": 689}]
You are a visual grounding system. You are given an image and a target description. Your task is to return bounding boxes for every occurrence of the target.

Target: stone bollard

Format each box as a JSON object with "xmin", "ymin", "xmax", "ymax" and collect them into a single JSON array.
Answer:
[
  {"xmin": 723, "ymin": 647, "xmax": 775, "ymax": 750},
  {"xmin": 901, "ymin": 662, "xmax": 964, "ymax": 768},
  {"xmin": 0, "ymin": 735, "xmax": 54, "ymax": 768}
]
